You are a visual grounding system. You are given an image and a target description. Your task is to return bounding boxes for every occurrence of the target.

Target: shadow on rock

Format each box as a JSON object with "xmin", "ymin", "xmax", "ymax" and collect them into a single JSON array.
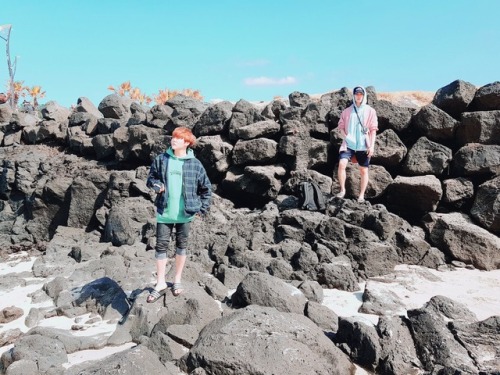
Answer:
[{"xmin": 73, "ymin": 276, "xmax": 130, "ymax": 320}]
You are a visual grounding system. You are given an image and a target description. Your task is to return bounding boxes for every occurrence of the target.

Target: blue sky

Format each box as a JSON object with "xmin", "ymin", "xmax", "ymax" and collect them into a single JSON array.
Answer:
[{"xmin": 1, "ymin": 0, "xmax": 499, "ymax": 108}]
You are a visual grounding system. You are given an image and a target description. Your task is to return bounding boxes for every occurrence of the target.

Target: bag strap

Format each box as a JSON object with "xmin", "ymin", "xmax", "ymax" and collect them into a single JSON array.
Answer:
[{"xmin": 353, "ymin": 105, "xmax": 368, "ymax": 134}]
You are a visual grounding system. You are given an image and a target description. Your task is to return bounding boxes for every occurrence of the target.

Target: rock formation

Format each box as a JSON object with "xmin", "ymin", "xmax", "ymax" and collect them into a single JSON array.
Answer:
[{"xmin": 0, "ymin": 79, "xmax": 499, "ymax": 374}]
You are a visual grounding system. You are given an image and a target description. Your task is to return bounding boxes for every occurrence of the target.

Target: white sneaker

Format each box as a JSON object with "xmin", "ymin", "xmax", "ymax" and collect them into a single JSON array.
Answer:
[
  {"xmin": 357, "ymin": 197, "xmax": 365, "ymax": 203},
  {"xmin": 336, "ymin": 191, "xmax": 346, "ymax": 198}
]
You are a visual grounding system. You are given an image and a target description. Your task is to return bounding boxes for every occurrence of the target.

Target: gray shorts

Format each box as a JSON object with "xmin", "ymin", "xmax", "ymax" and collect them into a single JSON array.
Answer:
[{"xmin": 155, "ymin": 222, "xmax": 191, "ymax": 259}]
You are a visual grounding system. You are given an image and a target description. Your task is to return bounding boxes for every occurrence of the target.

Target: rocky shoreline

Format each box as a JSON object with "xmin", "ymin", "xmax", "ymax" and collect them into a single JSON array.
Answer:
[{"xmin": 0, "ymin": 80, "xmax": 499, "ymax": 374}]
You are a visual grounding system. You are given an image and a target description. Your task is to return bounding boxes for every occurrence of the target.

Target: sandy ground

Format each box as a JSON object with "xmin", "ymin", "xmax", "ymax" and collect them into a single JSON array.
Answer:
[
  {"xmin": 323, "ymin": 265, "xmax": 500, "ymax": 326},
  {"xmin": 1, "ymin": 252, "xmax": 499, "ymax": 371},
  {"xmin": 0, "ymin": 254, "xmax": 123, "ymax": 364}
]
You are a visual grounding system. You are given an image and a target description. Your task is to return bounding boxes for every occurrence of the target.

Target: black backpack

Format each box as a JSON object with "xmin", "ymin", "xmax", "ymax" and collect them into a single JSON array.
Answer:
[{"xmin": 297, "ymin": 180, "xmax": 326, "ymax": 211}]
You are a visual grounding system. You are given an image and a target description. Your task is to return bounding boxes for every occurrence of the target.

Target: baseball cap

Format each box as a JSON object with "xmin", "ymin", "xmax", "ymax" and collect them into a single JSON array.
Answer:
[{"xmin": 353, "ymin": 87, "xmax": 364, "ymax": 95}]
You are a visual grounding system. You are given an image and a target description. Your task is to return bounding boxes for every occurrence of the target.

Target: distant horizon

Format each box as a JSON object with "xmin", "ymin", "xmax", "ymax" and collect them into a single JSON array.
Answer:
[
  {"xmin": 34, "ymin": 86, "xmax": 443, "ymax": 108},
  {"xmin": 6, "ymin": 85, "xmax": 445, "ymax": 110},
  {"xmin": 0, "ymin": 82, "xmax": 472, "ymax": 111},
  {"xmin": 1, "ymin": 1, "xmax": 499, "ymax": 108}
]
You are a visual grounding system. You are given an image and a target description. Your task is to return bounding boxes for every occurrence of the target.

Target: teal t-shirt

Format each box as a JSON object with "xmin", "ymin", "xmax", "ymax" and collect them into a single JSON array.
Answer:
[{"xmin": 157, "ymin": 148, "xmax": 195, "ymax": 224}]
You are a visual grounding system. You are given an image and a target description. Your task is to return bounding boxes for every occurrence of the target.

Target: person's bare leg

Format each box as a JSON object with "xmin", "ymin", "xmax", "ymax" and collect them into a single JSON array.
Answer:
[
  {"xmin": 174, "ymin": 254, "xmax": 186, "ymax": 284},
  {"xmin": 337, "ymin": 158, "xmax": 348, "ymax": 197},
  {"xmin": 147, "ymin": 258, "xmax": 169, "ymax": 302},
  {"xmin": 359, "ymin": 166, "xmax": 369, "ymax": 201},
  {"xmin": 173, "ymin": 254, "xmax": 186, "ymax": 295},
  {"xmin": 155, "ymin": 259, "xmax": 168, "ymax": 290}
]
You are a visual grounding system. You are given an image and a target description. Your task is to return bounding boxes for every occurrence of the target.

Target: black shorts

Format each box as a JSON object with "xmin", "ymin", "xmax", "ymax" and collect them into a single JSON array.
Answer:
[{"xmin": 339, "ymin": 148, "xmax": 370, "ymax": 167}]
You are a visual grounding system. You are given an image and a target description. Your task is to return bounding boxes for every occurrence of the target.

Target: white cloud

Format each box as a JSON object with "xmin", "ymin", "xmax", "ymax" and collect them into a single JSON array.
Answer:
[{"xmin": 244, "ymin": 76, "xmax": 297, "ymax": 86}]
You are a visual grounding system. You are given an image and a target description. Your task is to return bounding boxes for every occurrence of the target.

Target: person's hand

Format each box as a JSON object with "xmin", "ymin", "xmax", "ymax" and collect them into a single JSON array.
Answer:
[
  {"xmin": 154, "ymin": 185, "xmax": 165, "ymax": 194},
  {"xmin": 152, "ymin": 183, "xmax": 165, "ymax": 193},
  {"xmin": 367, "ymin": 146, "xmax": 375, "ymax": 157}
]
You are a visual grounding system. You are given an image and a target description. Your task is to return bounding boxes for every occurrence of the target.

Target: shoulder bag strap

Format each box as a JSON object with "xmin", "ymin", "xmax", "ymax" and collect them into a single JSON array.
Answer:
[{"xmin": 353, "ymin": 106, "xmax": 368, "ymax": 134}]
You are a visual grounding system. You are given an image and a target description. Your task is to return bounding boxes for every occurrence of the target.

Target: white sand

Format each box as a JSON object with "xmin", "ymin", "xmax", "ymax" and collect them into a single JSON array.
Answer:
[
  {"xmin": 62, "ymin": 342, "xmax": 136, "ymax": 369},
  {"xmin": 0, "ymin": 252, "xmax": 132, "ymax": 366},
  {"xmin": 322, "ymin": 265, "xmax": 500, "ymax": 325},
  {"xmin": 323, "ymin": 282, "xmax": 380, "ymax": 325},
  {"xmin": 384, "ymin": 265, "xmax": 499, "ymax": 320},
  {"xmin": 0, "ymin": 255, "xmax": 52, "ymax": 334}
]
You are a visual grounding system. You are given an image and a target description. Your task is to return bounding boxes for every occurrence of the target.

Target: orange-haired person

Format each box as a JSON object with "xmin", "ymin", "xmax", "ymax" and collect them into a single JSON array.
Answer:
[{"xmin": 146, "ymin": 127, "xmax": 212, "ymax": 302}]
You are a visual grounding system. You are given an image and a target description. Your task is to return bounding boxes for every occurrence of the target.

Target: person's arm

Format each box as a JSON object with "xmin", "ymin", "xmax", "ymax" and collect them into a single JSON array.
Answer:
[
  {"xmin": 337, "ymin": 110, "xmax": 347, "ymax": 139},
  {"xmin": 366, "ymin": 109, "xmax": 378, "ymax": 157},
  {"xmin": 367, "ymin": 130, "xmax": 376, "ymax": 157},
  {"xmin": 146, "ymin": 157, "xmax": 165, "ymax": 193},
  {"xmin": 197, "ymin": 165, "xmax": 212, "ymax": 215}
]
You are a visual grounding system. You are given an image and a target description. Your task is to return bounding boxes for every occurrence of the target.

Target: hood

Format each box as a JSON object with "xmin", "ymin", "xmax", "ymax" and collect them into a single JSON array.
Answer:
[
  {"xmin": 352, "ymin": 85, "xmax": 367, "ymax": 107},
  {"xmin": 167, "ymin": 147, "xmax": 195, "ymax": 159}
]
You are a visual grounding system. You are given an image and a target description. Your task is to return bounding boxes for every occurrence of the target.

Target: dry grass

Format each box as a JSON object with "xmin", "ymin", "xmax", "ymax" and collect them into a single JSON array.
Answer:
[
  {"xmin": 378, "ymin": 91, "xmax": 434, "ymax": 108},
  {"xmin": 306, "ymin": 90, "xmax": 434, "ymax": 109}
]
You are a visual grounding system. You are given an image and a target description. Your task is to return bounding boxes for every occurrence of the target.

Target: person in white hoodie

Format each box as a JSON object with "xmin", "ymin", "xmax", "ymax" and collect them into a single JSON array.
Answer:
[{"xmin": 336, "ymin": 86, "xmax": 378, "ymax": 202}]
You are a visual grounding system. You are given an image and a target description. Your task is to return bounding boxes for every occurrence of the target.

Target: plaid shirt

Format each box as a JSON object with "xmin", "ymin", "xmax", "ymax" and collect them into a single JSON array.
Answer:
[{"xmin": 146, "ymin": 152, "xmax": 212, "ymax": 216}]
